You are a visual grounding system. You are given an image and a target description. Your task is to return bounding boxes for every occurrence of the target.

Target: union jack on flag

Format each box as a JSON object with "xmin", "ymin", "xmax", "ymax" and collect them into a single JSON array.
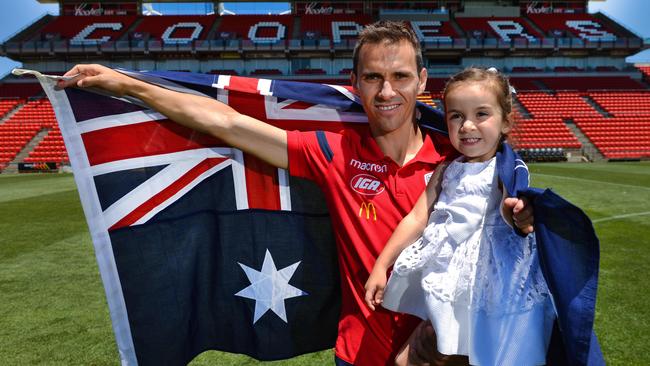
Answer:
[{"xmin": 28, "ymin": 69, "xmax": 385, "ymax": 366}]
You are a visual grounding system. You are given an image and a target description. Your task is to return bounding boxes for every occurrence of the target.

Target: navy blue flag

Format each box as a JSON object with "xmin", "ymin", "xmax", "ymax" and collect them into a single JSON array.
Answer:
[
  {"xmin": 26, "ymin": 69, "xmax": 413, "ymax": 365},
  {"xmin": 497, "ymin": 142, "xmax": 604, "ymax": 366}
]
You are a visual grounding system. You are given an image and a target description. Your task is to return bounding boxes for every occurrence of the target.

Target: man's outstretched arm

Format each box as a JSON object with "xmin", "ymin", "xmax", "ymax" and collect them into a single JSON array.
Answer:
[{"xmin": 59, "ymin": 64, "xmax": 288, "ymax": 169}]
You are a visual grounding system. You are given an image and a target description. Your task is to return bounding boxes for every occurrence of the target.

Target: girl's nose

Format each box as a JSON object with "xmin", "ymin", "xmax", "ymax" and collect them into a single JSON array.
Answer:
[{"xmin": 460, "ymin": 119, "xmax": 476, "ymax": 131}]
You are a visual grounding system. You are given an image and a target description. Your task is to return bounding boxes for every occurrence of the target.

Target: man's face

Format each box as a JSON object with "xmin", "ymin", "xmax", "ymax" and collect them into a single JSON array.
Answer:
[{"xmin": 351, "ymin": 40, "xmax": 427, "ymax": 137}]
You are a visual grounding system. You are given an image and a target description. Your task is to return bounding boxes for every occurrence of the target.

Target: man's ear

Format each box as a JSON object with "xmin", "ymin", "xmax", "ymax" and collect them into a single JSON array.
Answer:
[
  {"xmin": 350, "ymin": 71, "xmax": 358, "ymax": 91},
  {"xmin": 417, "ymin": 67, "xmax": 428, "ymax": 94}
]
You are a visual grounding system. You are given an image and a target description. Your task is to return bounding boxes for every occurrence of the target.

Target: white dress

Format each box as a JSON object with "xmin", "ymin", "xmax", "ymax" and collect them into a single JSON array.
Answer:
[{"xmin": 382, "ymin": 157, "xmax": 555, "ymax": 366}]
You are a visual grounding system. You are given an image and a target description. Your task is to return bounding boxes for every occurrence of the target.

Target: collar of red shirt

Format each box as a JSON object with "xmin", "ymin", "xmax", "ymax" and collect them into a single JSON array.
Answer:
[{"xmin": 344, "ymin": 126, "xmax": 450, "ymax": 168}]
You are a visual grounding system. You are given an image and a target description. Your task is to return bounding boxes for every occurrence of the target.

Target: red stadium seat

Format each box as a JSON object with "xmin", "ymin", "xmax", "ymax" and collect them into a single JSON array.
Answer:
[
  {"xmin": 132, "ymin": 15, "xmax": 217, "ymax": 43},
  {"xmin": 217, "ymin": 15, "xmax": 293, "ymax": 43},
  {"xmin": 527, "ymin": 13, "xmax": 619, "ymax": 41},
  {"xmin": 38, "ymin": 15, "xmax": 137, "ymax": 44}
]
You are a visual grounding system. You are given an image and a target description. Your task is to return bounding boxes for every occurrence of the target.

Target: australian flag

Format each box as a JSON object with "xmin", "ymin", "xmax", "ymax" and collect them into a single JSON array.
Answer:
[{"xmin": 28, "ymin": 69, "xmax": 375, "ymax": 366}]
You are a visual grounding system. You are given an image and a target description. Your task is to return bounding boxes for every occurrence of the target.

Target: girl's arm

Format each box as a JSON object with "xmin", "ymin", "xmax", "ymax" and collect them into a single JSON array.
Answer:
[{"xmin": 364, "ymin": 162, "xmax": 448, "ymax": 310}]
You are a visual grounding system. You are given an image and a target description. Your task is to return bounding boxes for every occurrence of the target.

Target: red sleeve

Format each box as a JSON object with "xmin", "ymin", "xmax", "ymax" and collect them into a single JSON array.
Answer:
[{"xmin": 286, "ymin": 130, "xmax": 340, "ymax": 185}]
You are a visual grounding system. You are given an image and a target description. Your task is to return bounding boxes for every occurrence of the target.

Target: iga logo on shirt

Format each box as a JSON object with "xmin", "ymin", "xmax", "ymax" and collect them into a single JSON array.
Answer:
[{"xmin": 350, "ymin": 174, "xmax": 385, "ymax": 196}]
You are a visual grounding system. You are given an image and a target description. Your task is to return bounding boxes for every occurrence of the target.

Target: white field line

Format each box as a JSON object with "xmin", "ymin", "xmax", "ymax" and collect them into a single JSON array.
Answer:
[
  {"xmin": 592, "ymin": 211, "xmax": 650, "ymax": 224},
  {"xmin": 533, "ymin": 173, "xmax": 650, "ymax": 191}
]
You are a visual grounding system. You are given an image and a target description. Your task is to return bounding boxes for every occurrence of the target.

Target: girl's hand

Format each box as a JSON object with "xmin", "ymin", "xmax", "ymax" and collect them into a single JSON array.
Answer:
[
  {"xmin": 364, "ymin": 268, "xmax": 388, "ymax": 311},
  {"xmin": 503, "ymin": 196, "xmax": 534, "ymax": 234}
]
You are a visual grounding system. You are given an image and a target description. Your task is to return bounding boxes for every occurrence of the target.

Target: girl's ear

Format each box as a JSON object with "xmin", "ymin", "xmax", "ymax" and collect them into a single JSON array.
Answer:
[{"xmin": 501, "ymin": 112, "xmax": 514, "ymax": 134}]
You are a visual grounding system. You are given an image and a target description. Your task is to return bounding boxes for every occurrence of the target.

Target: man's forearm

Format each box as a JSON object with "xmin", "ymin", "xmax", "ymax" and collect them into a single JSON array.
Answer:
[{"xmin": 126, "ymin": 77, "xmax": 238, "ymax": 139}]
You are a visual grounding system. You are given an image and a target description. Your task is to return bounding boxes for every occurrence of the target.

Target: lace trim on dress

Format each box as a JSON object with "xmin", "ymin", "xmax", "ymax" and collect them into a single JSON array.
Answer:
[{"xmin": 393, "ymin": 157, "xmax": 550, "ymax": 315}]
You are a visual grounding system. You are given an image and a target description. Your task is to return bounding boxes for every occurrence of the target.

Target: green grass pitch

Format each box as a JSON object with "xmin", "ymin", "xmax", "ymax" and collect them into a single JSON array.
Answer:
[{"xmin": 1, "ymin": 162, "xmax": 649, "ymax": 365}]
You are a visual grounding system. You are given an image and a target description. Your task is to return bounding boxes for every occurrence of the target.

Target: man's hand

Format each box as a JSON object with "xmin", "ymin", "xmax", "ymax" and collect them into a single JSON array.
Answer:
[
  {"xmin": 395, "ymin": 321, "xmax": 469, "ymax": 366},
  {"xmin": 58, "ymin": 64, "xmax": 139, "ymax": 97},
  {"xmin": 364, "ymin": 268, "xmax": 387, "ymax": 311},
  {"xmin": 502, "ymin": 196, "xmax": 534, "ymax": 234}
]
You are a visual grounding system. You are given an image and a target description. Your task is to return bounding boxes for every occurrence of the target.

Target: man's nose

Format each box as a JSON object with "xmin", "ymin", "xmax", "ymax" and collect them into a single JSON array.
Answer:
[{"xmin": 378, "ymin": 80, "xmax": 397, "ymax": 99}]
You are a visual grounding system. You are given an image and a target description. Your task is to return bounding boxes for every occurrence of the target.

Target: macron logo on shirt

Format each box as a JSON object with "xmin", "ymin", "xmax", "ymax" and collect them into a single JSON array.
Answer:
[{"xmin": 349, "ymin": 159, "xmax": 387, "ymax": 173}]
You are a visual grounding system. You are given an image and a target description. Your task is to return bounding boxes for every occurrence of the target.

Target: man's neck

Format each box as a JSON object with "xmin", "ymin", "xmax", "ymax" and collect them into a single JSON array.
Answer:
[{"xmin": 372, "ymin": 122, "xmax": 424, "ymax": 167}]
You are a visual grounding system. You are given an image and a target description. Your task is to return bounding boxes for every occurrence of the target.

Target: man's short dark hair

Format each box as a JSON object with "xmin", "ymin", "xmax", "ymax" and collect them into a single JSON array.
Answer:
[{"xmin": 352, "ymin": 20, "xmax": 424, "ymax": 76}]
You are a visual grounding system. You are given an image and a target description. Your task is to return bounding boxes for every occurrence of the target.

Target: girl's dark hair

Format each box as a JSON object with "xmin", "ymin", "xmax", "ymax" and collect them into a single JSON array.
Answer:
[{"xmin": 443, "ymin": 67, "xmax": 514, "ymax": 125}]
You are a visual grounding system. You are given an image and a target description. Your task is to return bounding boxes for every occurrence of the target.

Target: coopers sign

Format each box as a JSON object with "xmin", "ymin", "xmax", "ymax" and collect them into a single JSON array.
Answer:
[{"xmin": 63, "ymin": 3, "xmax": 137, "ymax": 16}]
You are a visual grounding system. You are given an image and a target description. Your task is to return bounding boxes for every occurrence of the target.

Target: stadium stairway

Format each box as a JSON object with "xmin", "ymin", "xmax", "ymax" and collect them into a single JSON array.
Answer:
[
  {"xmin": 533, "ymin": 80, "xmax": 550, "ymax": 93},
  {"xmin": 512, "ymin": 96, "xmax": 532, "ymax": 119},
  {"xmin": 563, "ymin": 118, "xmax": 604, "ymax": 162},
  {"xmin": 292, "ymin": 16, "xmax": 301, "ymax": 39},
  {"xmin": 520, "ymin": 15, "xmax": 545, "ymax": 37},
  {"xmin": 0, "ymin": 100, "xmax": 26, "ymax": 123},
  {"xmin": 448, "ymin": 15, "xmax": 465, "ymax": 37},
  {"xmin": 205, "ymin": 16, "xmax": 222, "ymax": 40},
  {"xmin": 2, "ymin": 129, "xmax": 49, "ymax": 174},
  {"xmin": 120, "ymin": 17, "xmax": 145, "ymax": 42},
  {"xmin": 581, "ymin": 96, "xmax": 613, "ymax": 118}
]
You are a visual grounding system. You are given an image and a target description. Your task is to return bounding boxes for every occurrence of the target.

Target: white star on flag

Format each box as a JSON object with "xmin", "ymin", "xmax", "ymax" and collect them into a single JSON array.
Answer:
[{"xmin": 235, "ymin": 249, "xmax": 307, "ymax": 324}]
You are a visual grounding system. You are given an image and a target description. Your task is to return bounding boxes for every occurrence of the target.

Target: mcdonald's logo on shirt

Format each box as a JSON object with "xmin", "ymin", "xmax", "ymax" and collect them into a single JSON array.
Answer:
[{"xmin": 358, "ymin": 202, "xmax": 377, "ymax": 221}]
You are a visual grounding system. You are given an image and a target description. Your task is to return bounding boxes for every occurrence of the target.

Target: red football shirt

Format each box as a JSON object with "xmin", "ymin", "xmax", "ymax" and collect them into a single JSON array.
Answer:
[{"xmin": 287, "ymin": 126, "xmax": 454, "ymax": 366}]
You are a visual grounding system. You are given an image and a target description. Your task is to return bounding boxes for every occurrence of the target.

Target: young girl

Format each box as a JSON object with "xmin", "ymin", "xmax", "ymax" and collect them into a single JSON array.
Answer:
[{"xmin": 365, "ymin": 67, "xmax": 555, "ymax": 366}]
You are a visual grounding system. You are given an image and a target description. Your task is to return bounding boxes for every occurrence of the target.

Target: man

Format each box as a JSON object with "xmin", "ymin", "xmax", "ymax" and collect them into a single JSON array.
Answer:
[{"xmin": 60, "ymin": 21, "xmax": 532, "ymax": 366}]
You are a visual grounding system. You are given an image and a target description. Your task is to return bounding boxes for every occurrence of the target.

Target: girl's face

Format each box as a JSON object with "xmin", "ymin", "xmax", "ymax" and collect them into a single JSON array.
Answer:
[{"xmin": 445, "ymin": 81, "xmax": 512, "ymax": 163}]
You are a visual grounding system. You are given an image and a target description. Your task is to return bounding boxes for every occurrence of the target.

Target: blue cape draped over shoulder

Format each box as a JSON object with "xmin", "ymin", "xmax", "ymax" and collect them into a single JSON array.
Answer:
[{"xmin": 497, "ymin": 143, "xmax": 604, "ymax": 366}]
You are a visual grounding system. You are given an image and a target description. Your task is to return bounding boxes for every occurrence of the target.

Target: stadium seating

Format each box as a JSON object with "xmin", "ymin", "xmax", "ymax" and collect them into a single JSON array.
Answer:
[
  {"xmin": 216, "ymin": 15, "xmax": 293, "ymax": 43},
  {"xmin": 509, "ymin": 78, "xmax": 541, "ymax": 91},
  {"xmin": 37, "ymin": 16, "xmax": 137, "ymax": 44},
  {"xmin": 0, "ymin": 83, "xmax": 44, "ymax": 99},
  {"xmin": 0, "ymin": 98, "xmax": 67, "ymax": 171},
  {"xmin": 526, "ymin": 13, "xmax": 619, "ymax": 41},
  {"xmin": 132, "ymin": 15, "xmax": 217, "ymax": 43},
  {"xmin": 0, "ymin": 8, "xmax": 648, "ymax": 164},
  {"xmin": 553, "ymin": 66, "xmax": 584, "ymax": 72},
  {"xmin": 509, "ymin": 117, "xmax": 582, "ymax": 150},
  {"xmin": 425, "ymin": 78, "xmax": 448, "ymax": 93},
  {"xmin": 516, "ymin": 91, "xmax": 603, "ymax": 119},
  {"xmin": 208, "ymin": 69, "xmax": 239, "ymax": 75},
  {"xmin": 300, "ymin": 14, "xmax": 373, "ymax": 42},
  {"xmin": 454, "ymin": 17, "xmax": 542, "ymax": 41},
  {"xmin": 589, "ymin": 91, "xmax": 650, "ymax": 116},
  {"xmin": 295, "ymin": 68, "xmax": 326, "ymax": 75},
  {"xmin": 0, "ymin": 98, "xmax": 23, "ymax": 118},
  {"xmin": 250, "ymin": 69, "xmax": 283, "ymax": 76},
  {"xmin": 638, "ymin": 65, "xmax": 650, "ymax": 81},
  {"xmin": 417, "ymin": 93, "xmax": 442, "ymax": 110},
  {"xmin": 574, "ymin": 117, "xmax": 650, "ymax": 159},
  {"xmin": 540, "ymin": 76, "xmax": 644, "ymax": 90},
  {"xmin": 25, "ymin": 125, "xmax": 68, "ymax": 164},
  {"xmin": 511, "ymin": 67, "xmax": 544, "ymax": 73}
]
